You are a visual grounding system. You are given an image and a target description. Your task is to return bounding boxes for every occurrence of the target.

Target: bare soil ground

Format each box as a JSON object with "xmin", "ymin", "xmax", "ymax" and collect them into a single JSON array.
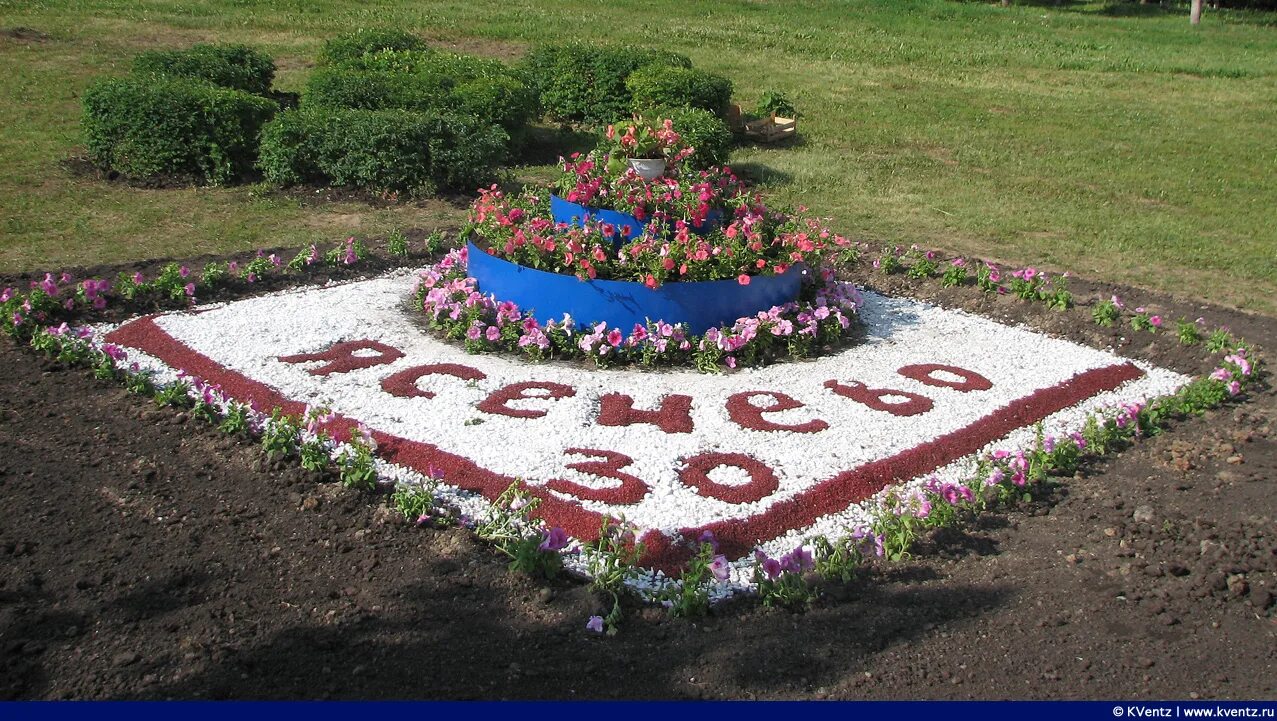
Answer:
[{"xmin": 0, "ymin": 248, "xmax": 1273, "ymax": 699}]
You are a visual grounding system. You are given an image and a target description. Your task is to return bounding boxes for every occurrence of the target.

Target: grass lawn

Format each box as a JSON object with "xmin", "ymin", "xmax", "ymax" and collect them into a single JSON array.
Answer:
[{"xmin": 1, "ymin": 0, "xmax": 1275, "ymax": 312}]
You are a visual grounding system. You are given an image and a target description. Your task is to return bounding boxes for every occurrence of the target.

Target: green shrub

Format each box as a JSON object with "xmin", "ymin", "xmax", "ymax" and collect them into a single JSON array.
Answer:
[
  {"xmin": 665, "ymin": 107, "xmax": 733, "ymax": 169},
  {"xmin": 319, "ymin": 28, "xmax": 429, "ymax": 65},
  {"xmin": 83, "ymin": 76, "xmax": 278, "ymax": 185},
  {"xmin": 304, "ymin": 67, "xmax": 451, "ymax": 112},
  {"xmin": 258, "ymin": 107, "xmax": 507, "ymax": 194},
  {"xmin": 132, "ymin": 43, "xmax": 275, "ymax": 96},
  {"xmin": 452, "ymin": 74, "xmax": 537, "ymax": 139},
  {"xmin": 305, "ymin": 58, "xmax": 536, "ymax": 139},
  {"xmin": 627, "ymin": 65, "xmax": 733, "ymax": 118},
  {"xmin": 521, "ymin": 43, "xmax": 691, "ymax": 124}
]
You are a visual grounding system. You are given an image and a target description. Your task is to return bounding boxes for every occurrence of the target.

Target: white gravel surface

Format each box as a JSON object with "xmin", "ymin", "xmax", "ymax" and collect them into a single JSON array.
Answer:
[{"xmin": 98, "ymin": 270, "xmax": 1189, "ymax": 585}]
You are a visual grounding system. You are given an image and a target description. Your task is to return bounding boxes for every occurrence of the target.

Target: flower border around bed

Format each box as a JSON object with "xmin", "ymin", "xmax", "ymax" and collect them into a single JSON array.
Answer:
[{"xmin": 415, "ymin": 246, "xmax": 863, "ymax": 372}]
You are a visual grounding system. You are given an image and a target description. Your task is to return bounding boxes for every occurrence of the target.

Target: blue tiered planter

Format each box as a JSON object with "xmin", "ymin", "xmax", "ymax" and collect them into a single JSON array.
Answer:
[
  {"xmin": 549, "ymin": 194, "xmax": 723, "ymax": 247},
  {"xmin": 466, "ymin": 241, "xmax": 804, "ymax": 335}
]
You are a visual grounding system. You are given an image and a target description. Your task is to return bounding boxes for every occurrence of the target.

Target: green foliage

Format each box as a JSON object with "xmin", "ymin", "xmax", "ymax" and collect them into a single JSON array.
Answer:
[
  {"xmin": 626, "ymin": 64, "xmax": 733, "ymax": 118},
  {"xmin": 387, "ymin": 229, "xmax": 408, "ymax": 257},
  {"xmin": 133, "ymin": 43, "xmax": 276, "ymax": 96},
  {"xmin": 261, "ymin": 408, "xmax": 301, "ymax": 459},
  {"xmin": 940, "ymin": 261, "xmax": 968, "ymax": 288},
  {"xmin": 1176, "ymin": 319, "xmax": 1202, "ymax": 346},
  {"xmin": 218, "ymin": 402, "xmax": 251, "ymax": 435},
  {"xmin": 319, "ymin": 28, "xmax": 429, "ymax": 66},
  {"xmin": 1092, "ymin": 299, "xmax": 1121, "ymax": 327},
  {"xmin": 83, "ymin": 76, "xmax": 277, "ymax": 185},
  {"xmin": 520, "ymin": 43, "xmax": 691, "ymax": 124},
  {"xmin": 153, "ymin": 380, "xmax": 192, "ymax": 409},
  {"xmin": 391, "ymin": 484, "xmax": 435, "ymax": 521},
  {"xmin": 662, "ymin": 106, "xmax": 732, "ymax": 170},
  {"xmin": 257, "ymin": 107, "xmax": 507, "ymax": 194},
  {"xmin": 474, "ymin": 483, "xmax": 564, "ymax": 580},
  {"xmin": 305, "ymin": 57, "xmax": 535, "ymax": 138},
  {"xmin": 655, "ymin": 539, "xmax": 720, "ymax": 618},
  {"xmin": 756, "ymin": 90, "xmax": 797, "ymax": 118},
  {"xmin": 337, "ymin": 431, "xmax": 378, "ymax": 491}
]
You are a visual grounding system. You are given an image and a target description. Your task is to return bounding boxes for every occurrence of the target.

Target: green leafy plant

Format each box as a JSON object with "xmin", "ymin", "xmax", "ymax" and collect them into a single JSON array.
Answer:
[
  {"xmin": 626, "ymin": 64, "xmax": 733, "ymax": 118},
  {"xmin": 940, "ymin": 259, "xmax": 968, "ymax": 288},
  {"xmin": 1092, "ymin": 299, "xmax": 1121, "ymax": 327},
  {"xmin": 258, "ymin": 106, "xmax": 507, "ymax": 195},
  {"xmin": 474, "ymin": 482, "xmax": 566, "ymax": 579},
  {"xmin": 656, "ymin": 532, "xmax": 729, "ymax": 618},
  {"xmin": 218, "ymin": 401, "xmax": 251, "ymax": 435},
  {"xmin": 391, "ymin": 484, "xmax": 436, "ymax": 522},
  {"xmin": 519, "ymin": 43, "xmax": 691, "ymax": 124},
  {"xmin": 133, "ymin": 43, "xmax": 276, "ymax": 96},
  {"xmin": 582, "ymin": 516, "xmax": 646, "ymax": 634},
  {"xmin": 1177, "ymin": 318, "xmax": 1203, "ymax": 346},
  {"xmin": 319, "ymin": 28, "xmax": 430, "ymax": 66},
  {"xmin": 756, "ymin": 90, "xmax": 797, "ymax": 118},
  {"xmin": 83, "ymin": 76, "xmax": 277, "ymax": 185},
  {"xmin": 336, "ymin": 425, "xmax": 379, "ymax": 491},
  {"xmin": 387, "ymin": 229, "xmax": 409, "ymax": 258},
  {"xmin": 751, "ymin": 547, "xmax": 816, "ymax": 610},
  {"xmin": 260, "ymin": 407, "xmax": 301, "ymax": 459}
]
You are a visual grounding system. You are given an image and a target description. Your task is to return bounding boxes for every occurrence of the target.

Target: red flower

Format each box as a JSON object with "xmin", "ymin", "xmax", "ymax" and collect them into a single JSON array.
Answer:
[{"xmin": 737, "ymin": 274, "xmax": 751, "ymax": 285}]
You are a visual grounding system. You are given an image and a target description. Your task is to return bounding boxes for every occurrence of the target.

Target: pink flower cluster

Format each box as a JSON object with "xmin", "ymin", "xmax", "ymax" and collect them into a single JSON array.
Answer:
[{"xmin": 753, "ymin": 546, "xmax": 814, "ymax": 580}]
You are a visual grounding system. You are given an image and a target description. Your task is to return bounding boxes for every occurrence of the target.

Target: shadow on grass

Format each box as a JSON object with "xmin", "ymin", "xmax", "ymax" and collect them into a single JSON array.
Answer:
[
  {"xmin": 516, "ymin": 124, "xmax": 599, "ymax": 167},
  {"xmin": 729, "ymin": 162, "xmax": 794, "ymax": 188}
]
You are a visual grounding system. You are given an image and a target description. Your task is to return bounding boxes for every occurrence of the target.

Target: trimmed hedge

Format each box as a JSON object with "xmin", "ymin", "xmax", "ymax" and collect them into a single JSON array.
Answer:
[
  {"xmin": 664, "ymin": 107, "xmax": 733, "ymax": 170},
  {"xmin": 304, "ymin": 56, "xmax": 536, "ymax": 138},
  {"xmin": 319, "ymin": 28, "xmax": 429, "ymax": 65},
  {"xmin": 83, "ymin": 76, "xmax": 278, "ymax": 185},
  {"xmin": 132, "ymin": 44, "xmax": 275, "ymax": 96},
  {"xmin": 627, "ymin": 65, "xmax": 733, "ymax": 119},
  {"xmin": 520, "ymin": 44, "xmax": 692, "ymax": 124},
  {"xmin": 257, "ymin": 107, "xmax": 507, "ymax": 194}
]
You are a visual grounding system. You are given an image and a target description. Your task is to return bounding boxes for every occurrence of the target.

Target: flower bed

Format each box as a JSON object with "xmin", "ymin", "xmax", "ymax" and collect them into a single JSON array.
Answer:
[{"xmin": 0, "ymin": 232, "xmax": 1261, "ymax": 631}]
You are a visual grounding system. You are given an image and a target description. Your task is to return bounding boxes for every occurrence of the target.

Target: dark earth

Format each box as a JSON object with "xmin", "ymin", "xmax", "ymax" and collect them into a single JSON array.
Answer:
[{"xmin": 1, "ymin": 242, "xmax": 1274, "ymax": 700}]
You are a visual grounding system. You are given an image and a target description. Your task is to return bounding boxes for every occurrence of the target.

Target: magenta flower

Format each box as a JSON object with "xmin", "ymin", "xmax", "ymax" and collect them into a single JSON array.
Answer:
[
  {"xmin": 586, "ymin": 615, "xmax": 604, "ymax": 633},
  {"xmin": 779, "ymin": 546, "xmax": 813, "ymax": 574},
  {"xmin": 1228, "ymin": 381, "xmax": 1241, "ymax": 396},
  {"xmin": 696, "ymin": 554, "xmax": 727, "ymax": 583},
  {"xmin": 697, "ymin": 530, "xmax": 719, "ymax": 552},
  {"xmin": 606, "ymin": 328, "xmax": 623, "ymax": 347},
  {"xmin": 183, "ymin": 283, "xmax": 196, "ymax": 297},
  {"xmin": 539, "ymin": 526, "xmax": 570, "ymax": 552},
  {"xmin": 754, "ymin": 550, "xmax": 782, "ymax": 580},
  {"xmin": 179, "ymin": 266, "xmax": 190, "ymax": 279},
  {"xmin": 1149, "ymin": 315, "xmax": 1163, "ymax": 328}
]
